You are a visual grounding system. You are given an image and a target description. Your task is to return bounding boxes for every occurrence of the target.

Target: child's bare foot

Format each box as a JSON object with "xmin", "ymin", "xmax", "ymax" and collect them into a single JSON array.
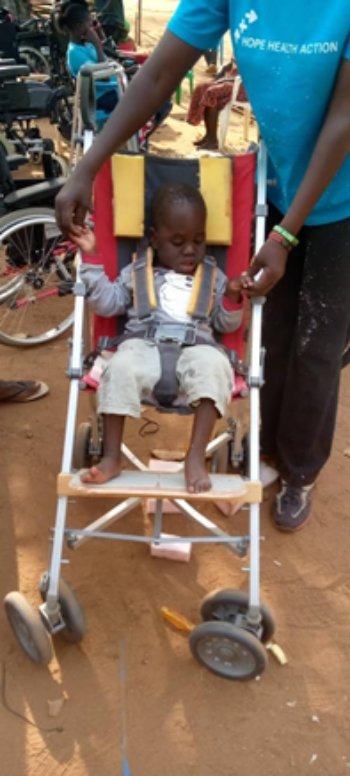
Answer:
[
  {"xmin": 80, "ymin": 456, "xmax": 121, "ymax": 484},
  {"xmin": 185, "ymin": 450, "xmax": 212, "ymax": 493}
]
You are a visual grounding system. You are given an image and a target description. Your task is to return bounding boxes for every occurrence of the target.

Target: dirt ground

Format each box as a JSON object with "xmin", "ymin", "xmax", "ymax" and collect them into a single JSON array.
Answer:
[{"xmin": 1, "ymin": 3, "xmax": 350, "ymax": 775}]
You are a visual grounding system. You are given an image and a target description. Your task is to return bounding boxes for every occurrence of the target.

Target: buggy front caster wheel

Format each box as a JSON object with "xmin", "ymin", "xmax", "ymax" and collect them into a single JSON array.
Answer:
[
  {"xmin": 4, "ymin": 591, "xmax": 53, "ymax": 665},
  {"xmin": 189, "ymin": 621, "xmax": 267, "ymax": 680},
  {"xmin": 200, "ymin": 588, "xmax": 276, "ymax": 644},
  {"xmin": 40, "ymin": 576, "xmax": 86, "ymax": 643}
]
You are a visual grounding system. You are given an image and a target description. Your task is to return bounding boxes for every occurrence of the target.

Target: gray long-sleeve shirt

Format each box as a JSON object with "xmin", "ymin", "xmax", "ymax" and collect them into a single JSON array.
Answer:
[{"xmin": 81, "ymin": 258, "xmax": 242, "ymax": 345}]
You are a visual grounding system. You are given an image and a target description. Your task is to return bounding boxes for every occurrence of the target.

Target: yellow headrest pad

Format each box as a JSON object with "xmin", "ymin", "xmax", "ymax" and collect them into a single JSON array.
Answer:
[{"xmin": 112, "ymin": 154, "xmax": 145, "ymax": 237}]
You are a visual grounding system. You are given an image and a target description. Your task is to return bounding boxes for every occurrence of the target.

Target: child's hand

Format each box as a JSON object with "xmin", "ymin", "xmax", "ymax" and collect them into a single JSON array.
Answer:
[
  {"xmin": 69, "ymin": 225, "xmax": 96, "ymax": 254},
  {"xmin": 225, "ymin": 272, "xmax": 254, "ymax": 302}
]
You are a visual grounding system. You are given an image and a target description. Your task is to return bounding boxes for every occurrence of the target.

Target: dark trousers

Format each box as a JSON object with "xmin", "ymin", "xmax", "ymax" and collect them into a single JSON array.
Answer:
[
  {"xmin": 96, "ymin": 90, "xmax": 118, "ymax": 113},
  {"xmin": 261, "ymin": 203, "xmax": 350, "ymax": 486}
]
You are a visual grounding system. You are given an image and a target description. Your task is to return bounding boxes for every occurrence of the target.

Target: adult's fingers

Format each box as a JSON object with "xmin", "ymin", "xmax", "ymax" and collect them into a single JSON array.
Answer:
[{"xmin": 244, "ymin": 267, "xmax": 276, "ymax": 297}]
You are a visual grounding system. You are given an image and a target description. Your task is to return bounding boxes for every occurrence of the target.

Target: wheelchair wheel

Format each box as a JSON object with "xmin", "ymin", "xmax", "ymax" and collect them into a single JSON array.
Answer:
[
  {"xmin": 189, "ymin": 621, "xmax": 267, "ymax": 680},
  {"xmin": 0, "ymin": 208, "xmax": 75, "ymax": 346},
  {"xmin": 54, "ymin": 93, "xmax": 74, "ymax": 143},
  {"xmin": 200, "ymin": 588, "xmax": 276, "ymax": 644},
  {"xmin": 19, "ymin": 46, "xmax": 51, "ymax": 77},
  {"xmin": 4, "ymin": 591, "xmax": 53, "ymax": 665},
  {"xmin": 51, "ymin": 153, "xmax": 70, "ymax": 178}
]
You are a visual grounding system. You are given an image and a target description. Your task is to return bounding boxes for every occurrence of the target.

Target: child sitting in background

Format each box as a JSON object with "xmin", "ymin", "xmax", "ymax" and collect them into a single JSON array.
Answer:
[
  {"xmin": 71, "ymin": 183, "xmax": 249, "ymax": 493},
  {"xmin": 58, "ymin": 2, "xmax": 119, "ymax": 114}
]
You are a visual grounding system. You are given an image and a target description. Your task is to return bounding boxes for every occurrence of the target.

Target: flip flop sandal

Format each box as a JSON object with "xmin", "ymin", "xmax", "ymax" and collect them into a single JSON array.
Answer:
[{"xmin": 0, "ymin": 380, "xmax": 49, "ymax": 402}]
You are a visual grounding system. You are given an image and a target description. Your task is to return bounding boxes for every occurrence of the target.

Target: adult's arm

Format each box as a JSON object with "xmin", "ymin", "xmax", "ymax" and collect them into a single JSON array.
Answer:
[
  {"xmin": 249, "ymin": 58, "xmax": 350, "ymax": 295},
  {"xmin": 56, "ymin": 31, "xmax": 202, "ymax": 234}
]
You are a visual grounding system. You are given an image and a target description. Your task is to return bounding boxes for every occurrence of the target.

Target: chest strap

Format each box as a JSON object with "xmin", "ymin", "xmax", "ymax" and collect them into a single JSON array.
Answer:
[
  {"xmin": 131, "ymin": 238, "xmax": 157, "ymax": 319},
  {"xmin": 132, "ymin": 242, "xmax": 217, "ymax": 321}
]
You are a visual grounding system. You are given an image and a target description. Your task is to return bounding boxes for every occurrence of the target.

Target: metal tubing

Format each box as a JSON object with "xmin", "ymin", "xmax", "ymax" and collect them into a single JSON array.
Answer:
[
  {"xmin": 173, "ymin": 498, "xmax": 240, "ymax": 553},
  {"xmin": 63, "ymin": 529, "xmax": 248, "ymax": 545},
  {"xmin": 45, "ymin": 496, "xmax": 69, "ymax": 612},
  {"xmin": 121, "ymin": 443, "xmax": 148, "ymax": 471},
  {"xmin": 247, "ymin": 140, "xmax": 268, "ymax": 607},
  {"xmin": 153, "ymin": 500, "xmax": 163, "ymax": 541},
  {"xmin": 62, "ymin": 269, "xmax": 85, "ymax": 473},
  {"xmin": 248, "ymin": 502, "xmax": 260, "ymax": 607},
  {"xmin": 68, "ymin": 497, "xmax": 142, "ymax": 549}
]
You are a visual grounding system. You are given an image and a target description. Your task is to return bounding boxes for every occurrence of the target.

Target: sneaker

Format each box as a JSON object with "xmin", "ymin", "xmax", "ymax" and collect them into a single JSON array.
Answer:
[{"xmin": 273, "ymin": 480, "xmax": 314, "ymax": 532}]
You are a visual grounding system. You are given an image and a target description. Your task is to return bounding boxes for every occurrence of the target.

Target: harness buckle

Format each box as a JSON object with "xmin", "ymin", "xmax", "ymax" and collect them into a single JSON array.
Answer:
[{"xmin": 144, "ymin": 322, "xmax": 197, "ymax": 345}]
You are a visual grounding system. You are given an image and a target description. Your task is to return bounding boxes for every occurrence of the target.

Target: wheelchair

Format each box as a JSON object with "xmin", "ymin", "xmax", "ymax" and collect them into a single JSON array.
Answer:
[{"xmin": 0, "ymin": 62, "xmax": 73, "ymax": 346}]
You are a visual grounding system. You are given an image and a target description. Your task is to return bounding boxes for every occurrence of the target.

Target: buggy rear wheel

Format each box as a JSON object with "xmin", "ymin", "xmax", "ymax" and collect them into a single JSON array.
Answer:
[
  {"xmin": 189, "ymin": 621, "xmax": 267, "ymax": 680},
  {"xmin": 0, "ymin": 208, "xmax": 75, "ymax": 346},
  {"xmin": 4, "ymin": 591, "xmax": 53, "ymax": 664},
  {"xmin": 200, "ymin": 588, "xmax": 276, "ymax": 644},
  {"xmin": 57, "ymin": 579, "xmax": 86, "ymax": 642},
  {"xmin": 211, "ymin": 439, "xmax": 230, "ymax": 474},
  {"xmin": 73, "ymin": 422, "xmax": 94, "ymax": 470}
]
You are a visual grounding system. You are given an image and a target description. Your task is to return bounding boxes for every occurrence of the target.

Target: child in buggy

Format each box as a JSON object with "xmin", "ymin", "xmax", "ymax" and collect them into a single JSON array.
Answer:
[{"xmin": 72, "ymin": 181, "xmax": 250, "ymax": 492}]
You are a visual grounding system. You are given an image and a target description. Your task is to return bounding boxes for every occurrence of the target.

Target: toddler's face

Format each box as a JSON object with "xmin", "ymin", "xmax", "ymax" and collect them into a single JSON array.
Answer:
[{"xmin": 151, "ymin": 202, "xmax": 206, "ymax": 275}]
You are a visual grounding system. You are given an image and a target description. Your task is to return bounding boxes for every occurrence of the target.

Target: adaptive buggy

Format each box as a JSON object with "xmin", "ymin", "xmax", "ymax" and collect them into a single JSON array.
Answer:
[{"xmin": 4, "ymin": 64, "xmax": 276, "ymax": 680}]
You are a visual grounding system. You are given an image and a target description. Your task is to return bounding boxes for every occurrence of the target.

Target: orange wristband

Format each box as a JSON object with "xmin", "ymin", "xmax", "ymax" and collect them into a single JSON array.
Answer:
[{"xmin": 267, "ymin": 230, "xmax": 291, "ymax": 250}]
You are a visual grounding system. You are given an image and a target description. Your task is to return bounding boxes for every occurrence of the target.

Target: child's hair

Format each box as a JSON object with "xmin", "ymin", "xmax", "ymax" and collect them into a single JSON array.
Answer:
[
  {"xmin": 57, "ymin": 1, "xmax": 89, "ymax": 32},
  {"xmin": 151, "ymin": 183, "xmax": 207, "ymax": 230}
]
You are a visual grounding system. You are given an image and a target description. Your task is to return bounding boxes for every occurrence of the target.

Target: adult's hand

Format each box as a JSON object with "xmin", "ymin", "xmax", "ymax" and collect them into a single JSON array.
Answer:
[
  {"xmin": 55, "ymin": 166, "xmax": 93, "ymax": 236},
  {"xmin": 245, "ymin": 239, "xmax": 289, "ymax": 296}
]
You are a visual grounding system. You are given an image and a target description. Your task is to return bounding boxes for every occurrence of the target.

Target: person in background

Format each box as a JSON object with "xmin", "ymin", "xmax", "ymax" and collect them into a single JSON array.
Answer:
[
  {"xmin": 187, "ymin": 58, "xmax": 246, "ymax": 149},
  {"xmin": 58, "ymin": 2, "xmax": 119, "ymax": 114},
  {"xmin": 55, "ymin": 1, "xmax": 350, "ymax": 533},
  {"xmin": 0, "ymin": 380, "xmax": 49, "ymax": 402}
]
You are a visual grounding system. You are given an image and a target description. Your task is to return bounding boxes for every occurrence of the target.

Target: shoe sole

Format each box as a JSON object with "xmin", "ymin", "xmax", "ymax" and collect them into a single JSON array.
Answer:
[{"xmin": 273, "ymin": 510, "xmax": 311, "ymax": 533}]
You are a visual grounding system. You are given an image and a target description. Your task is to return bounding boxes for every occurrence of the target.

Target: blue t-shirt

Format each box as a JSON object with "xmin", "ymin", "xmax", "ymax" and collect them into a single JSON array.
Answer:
[
  {"xmin": 67, "ymin": 41, "xmax": 117, "ymax": 104},
  {"xmin": 168, "ymin": 1, "xmax": 350, "ymax": 225}
]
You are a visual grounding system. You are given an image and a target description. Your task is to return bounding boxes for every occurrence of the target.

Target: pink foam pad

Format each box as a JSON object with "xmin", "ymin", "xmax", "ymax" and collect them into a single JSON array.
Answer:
[
  {"xmin": 150, "ymin": 533, "xmax": 192, "ymax": 563},
  {"xmin": 146, "ymin": 459, "xmax": 183, "ymax": 514},
  {"xmin": 215, "ymin": 500, "xmax": 243, "ymax": 517}
]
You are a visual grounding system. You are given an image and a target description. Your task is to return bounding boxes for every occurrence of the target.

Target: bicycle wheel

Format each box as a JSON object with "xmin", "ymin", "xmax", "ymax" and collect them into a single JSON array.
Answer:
[{"xmin": 0, "ymin": 208, "xmax": 76, "ymax": 346}]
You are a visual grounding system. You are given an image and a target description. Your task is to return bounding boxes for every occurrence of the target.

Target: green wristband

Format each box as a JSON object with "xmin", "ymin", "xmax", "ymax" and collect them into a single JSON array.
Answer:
[{"xmin": 272, "ymin": 225, "xmax": 299, "ymax": 248}]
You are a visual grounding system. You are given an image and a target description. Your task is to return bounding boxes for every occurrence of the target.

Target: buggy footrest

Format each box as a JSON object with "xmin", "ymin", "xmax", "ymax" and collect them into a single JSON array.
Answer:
[{"xmin": 57, "ymin": 470, "xmax": 262, "ymax": 502}]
